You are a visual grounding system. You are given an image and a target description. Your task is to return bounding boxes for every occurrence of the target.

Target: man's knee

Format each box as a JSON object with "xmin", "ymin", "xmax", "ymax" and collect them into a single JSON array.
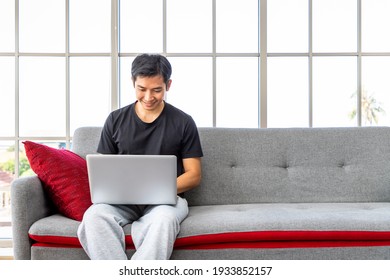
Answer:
[
  {"xmin": 82, "ymin": 203, "xmax": 117, "ymax": 222},
  {"xmin": 157, "ymin": 205, "xmax": 180, "ymax": 219},
  {"xmin": 141, "ymin": 206, "xmax": 179, "ymax": 231}
]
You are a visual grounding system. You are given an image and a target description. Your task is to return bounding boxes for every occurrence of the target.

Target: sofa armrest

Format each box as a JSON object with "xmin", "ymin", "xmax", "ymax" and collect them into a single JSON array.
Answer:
[{"xmin": 11, "ymin": 175, "xmax": 53, "ymax": 260}]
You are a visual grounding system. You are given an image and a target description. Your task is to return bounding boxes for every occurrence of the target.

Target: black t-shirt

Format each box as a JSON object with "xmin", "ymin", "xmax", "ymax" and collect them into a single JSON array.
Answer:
[{"xmin": 97, "ymin": 102, "xmax": 203, "ymax": 177}]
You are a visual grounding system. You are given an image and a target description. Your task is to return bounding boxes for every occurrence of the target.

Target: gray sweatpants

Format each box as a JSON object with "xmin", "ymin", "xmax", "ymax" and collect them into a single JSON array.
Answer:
[{"xmin": 77, "ymin": 196, "xmax": 188, "ymax": 260}]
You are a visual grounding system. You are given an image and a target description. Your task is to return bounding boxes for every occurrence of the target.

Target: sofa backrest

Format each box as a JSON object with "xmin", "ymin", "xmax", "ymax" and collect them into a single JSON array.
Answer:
[
  {"xmin": 72, "ymin": 126, "xmax": 390, "ymax": 206},
  {"xmin": 187, "ymin": 127, "xmax": 390, "ymax": 206},
  {"xmin": 72, "ymin": 126, "xmax": 102, "ymax": 158}
]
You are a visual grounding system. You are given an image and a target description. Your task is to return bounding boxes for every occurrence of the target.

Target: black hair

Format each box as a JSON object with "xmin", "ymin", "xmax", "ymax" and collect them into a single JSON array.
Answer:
[{"xmin": 131, "ymin": 53, "xmax": 172, "ymax": 85}]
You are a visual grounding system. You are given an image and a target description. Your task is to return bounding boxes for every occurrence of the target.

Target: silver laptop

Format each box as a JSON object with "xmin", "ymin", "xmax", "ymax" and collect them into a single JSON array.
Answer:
[{"xmin": 86, "ymin": 154, "xmax": 177, "ymax": 205}]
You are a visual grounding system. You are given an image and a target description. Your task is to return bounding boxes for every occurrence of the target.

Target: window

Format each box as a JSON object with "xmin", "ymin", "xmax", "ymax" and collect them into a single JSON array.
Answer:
[
  {"xmin": 267, "ymin": 57, "xmax": 309, "ymax": 127},
  {"xmin": 1, "ymin": 0, "xmax": 390, "ymax": 258},
  {"xmin": 312, "ymin": 57, "xmax": 357, "ymax": 127},
  {"xmin": 312, "ymin": 0, "xmax": 357, "ymax": 53},
  {"xmin": 167, "ymin": 0, "xmax": 212, "ymax": 53},
  {"xmin": 267, "ymin": 0, "xmax": 308, "ymax": 53},
  {"xmin": 19, "ymin": 0, "xmax": 65, "ymax": 53},
  {"xmin": 361, "ymin": 57, "xmax": 390, "ymax": 126},
  {"xmin": 216, "ymin": 0, "xmax": 258, "ymax": 53},
  {"xmin": 216, "ymin": 57, "xmax": 259, "ymax": 128},
  {"xmin": 119, "ymin": 0, "xmax": 163, "ymax": 53},
  {"xmin": 0, "ymin": 0, "xmax": 113, "ymax": 258},
  {"xmin": 0, "ymin": 0, "xmax": 16, "ymax": 259},
  {"xmin": 19, "ymin": 57, "xmax": 66, "ymax": 136},
  {"xmin": 267, "ymin": 0, "xmax": 390, "ymax": 128}
]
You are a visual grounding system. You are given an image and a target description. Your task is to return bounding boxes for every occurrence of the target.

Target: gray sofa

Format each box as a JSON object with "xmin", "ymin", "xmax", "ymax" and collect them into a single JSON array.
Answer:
[{"xmin": 11, "ymin": 126, "xmax": 390, "ymax": 260}]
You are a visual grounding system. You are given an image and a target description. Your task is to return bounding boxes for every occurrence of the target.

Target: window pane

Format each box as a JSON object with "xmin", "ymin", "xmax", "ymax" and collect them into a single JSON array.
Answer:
[
  {"xmin": 167, "ymin": 0, "xmax": 212, "ymax": 53},
  {"xmin": 119, "ymin": 57, "xmax": 137, "ymax": 108},
  {"xmin": 362, "ymin": 0, "xmax": 390, "ymax": 52},
  {"xmin": 120, "ymin": 0, "xmax": 163, "ymax": 53},
  {"xmin": 216, "ymin": 0, "xmax": 258, "ymax": 53},
  {"xmin": 0, "ymin": 57, "xmax": 15, "ymax": 137},
  {"xmin": 268, "ymin": 57, "xmax": 309, "ymax": 128},
  {"xmin": 20, "ymin": 141, "xmax": 32, "ymax": 177},
  {"xmin": 70, "ymin": 0, "xmax": 111, "ymax": 53},
  {"xmin": 313, "ymin": 0, "xmax": 357, "ymax": 52},
  {"xmin": 0, "ymin": 0, "xmax": 15, "ymax": 52},
  {"xmin": 168, "ymin": 57, "xmax": 213, "ymax": 127},
  {"xmin": 0, "ymin": 141, "xmax": 14, "ymax": 224},
  {"xmin": 313, "ymin": 57, "xmax": 357, "ymax": 127},
  {"xmin": 268, "ymin": 0, "xmax": 308, "ymax": 53},
  {"xmin": 19, "ymin": 140, "xmax": 64, "ymax": 177},
  {"xmin": 19, "ymin": 57, "xmax": 66, "ymax": 137},
  {"xmin": 216, "ymin": 57, "xmax": 258, "ymax": 128},
  {"xmin": 361, "ymin": 57, "xmax": 390, "ymax": 126},
  {"xmin": 70, "ymin": 57, "xmax": 111, "ymax": 134},
  {"xmin": 19, "ymin": 0, "xmax": 65, "ymax": 53}
]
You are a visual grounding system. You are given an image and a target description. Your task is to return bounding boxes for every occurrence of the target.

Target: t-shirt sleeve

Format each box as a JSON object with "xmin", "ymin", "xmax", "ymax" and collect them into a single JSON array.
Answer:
[
  {"xmin": 97, "ymin": 114, "xmax": 118, "ymax": 154},
  {"xmin": 181, "ymin": 117, "xmax": 203, "ymax": 159}
]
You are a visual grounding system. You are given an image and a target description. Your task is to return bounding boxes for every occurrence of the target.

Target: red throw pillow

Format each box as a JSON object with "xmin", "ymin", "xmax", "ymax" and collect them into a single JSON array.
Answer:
[{"xmin": 23, "ymin": 141, "xmax": 92, "ymax": 221}]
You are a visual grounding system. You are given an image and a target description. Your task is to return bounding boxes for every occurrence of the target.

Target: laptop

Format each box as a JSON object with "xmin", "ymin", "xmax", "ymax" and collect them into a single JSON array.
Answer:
[{"xmin": 86, "ymin": 154, "xmax": 177, "ymax": 205}]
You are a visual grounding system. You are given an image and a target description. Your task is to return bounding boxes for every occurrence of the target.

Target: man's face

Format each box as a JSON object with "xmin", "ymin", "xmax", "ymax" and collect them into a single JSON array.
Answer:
[{"xmin": 133, "ymin": 75, "xmax": 172, "ymax": 112}]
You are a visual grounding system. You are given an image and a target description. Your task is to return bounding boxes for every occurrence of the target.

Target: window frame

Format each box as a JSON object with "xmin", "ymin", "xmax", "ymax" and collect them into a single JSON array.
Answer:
[{"xmin": 2, "ymin": 0, "xmax": 390, "ymax": 246}]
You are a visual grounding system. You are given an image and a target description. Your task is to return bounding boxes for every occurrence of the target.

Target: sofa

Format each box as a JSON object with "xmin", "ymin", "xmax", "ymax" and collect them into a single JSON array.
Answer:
[{"xmin": 11, "ymin": 126, "xmax": 390, "ymax": 260}]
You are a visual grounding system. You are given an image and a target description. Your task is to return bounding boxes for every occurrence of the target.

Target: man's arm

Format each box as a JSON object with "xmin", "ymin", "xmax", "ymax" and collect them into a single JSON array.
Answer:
[{"xmin": 177, "ymin": 157, "xmax": 202, "ymax": 194}]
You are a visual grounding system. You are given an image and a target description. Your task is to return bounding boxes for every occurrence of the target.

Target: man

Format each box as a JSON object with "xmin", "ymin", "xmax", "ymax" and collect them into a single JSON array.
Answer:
[{"xmin": 77, "ymin": 53, "xmax": 203, "ymax": 260}]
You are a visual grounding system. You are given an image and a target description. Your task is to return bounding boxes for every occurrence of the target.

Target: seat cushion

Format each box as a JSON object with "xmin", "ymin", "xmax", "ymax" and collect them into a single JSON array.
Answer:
[
  {"xmin": 28, "ymin": 203, "xmax": 390, "ymax": 250},
  {"xmin": 176, "ymin": 202, "xmax": 390, "ymax": 249}
]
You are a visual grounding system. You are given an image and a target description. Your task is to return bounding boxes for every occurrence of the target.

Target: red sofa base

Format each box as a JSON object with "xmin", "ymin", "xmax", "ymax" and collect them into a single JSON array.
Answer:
[{"xmin": 30, "ymin": 230, "xmax": 390, "ymax": 250}]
